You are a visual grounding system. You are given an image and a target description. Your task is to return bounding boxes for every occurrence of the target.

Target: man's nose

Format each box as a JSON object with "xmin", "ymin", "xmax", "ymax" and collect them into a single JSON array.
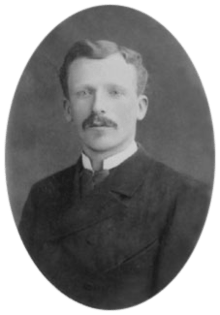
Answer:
[{"xmin": 91, "ymin": 91, "xmax": 106, "ymax": 113}]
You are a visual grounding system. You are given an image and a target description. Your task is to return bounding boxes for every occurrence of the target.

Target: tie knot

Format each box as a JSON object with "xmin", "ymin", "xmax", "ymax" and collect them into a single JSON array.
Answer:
[
  {"xmin": 80, "ymin": 168, "xmax": 110, "ymax": 198},
  {"xmin": 93, "ymin": 169, "xmax": 110, "ymax": 185}
]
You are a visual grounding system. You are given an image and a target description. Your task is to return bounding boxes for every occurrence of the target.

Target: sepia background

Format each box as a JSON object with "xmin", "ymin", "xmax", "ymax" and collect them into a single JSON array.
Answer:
[{"xmin": 6, "ymin": 5, "xmax": 214, "ymax": 224}]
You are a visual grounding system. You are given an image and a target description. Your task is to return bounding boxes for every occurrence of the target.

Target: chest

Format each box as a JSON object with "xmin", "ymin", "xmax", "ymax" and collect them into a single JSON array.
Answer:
[{"xmin": 45, "ymin": 190, "xmax": 165, "ymax": 274}]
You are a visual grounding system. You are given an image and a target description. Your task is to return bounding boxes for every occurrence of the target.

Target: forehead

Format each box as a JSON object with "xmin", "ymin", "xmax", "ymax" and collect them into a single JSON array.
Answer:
[{"xmin": 68, "ymin": 53, "xmax": 137, "ymax": 89}]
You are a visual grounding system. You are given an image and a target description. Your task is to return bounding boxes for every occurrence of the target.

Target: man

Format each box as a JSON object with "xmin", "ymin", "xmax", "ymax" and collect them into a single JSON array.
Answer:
[{"xmin": 19, "ymin": 40, "xmax": 210, "ymax": 309}]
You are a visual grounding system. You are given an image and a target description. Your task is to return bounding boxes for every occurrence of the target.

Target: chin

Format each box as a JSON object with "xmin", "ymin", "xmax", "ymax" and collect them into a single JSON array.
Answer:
[
  {"xmin": 85, "ymin": 138, "xmax": 122, "ymax": 154},
  {"xmin": 87, "ymin": 143, "xmax": 115, "ymax": 153}
]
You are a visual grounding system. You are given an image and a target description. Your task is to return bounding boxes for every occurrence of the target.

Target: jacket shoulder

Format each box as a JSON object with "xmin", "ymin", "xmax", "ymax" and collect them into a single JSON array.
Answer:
[
  {"xmin": 144, "ymin": 154, "xmax": 210, "ymax": 194},
  {"xmin": 30, "ymin": 163, "xmax": 78, "ymax": 197},
  {"xmin": 137, "ymin": 151, "xmax": 212, "ymax": 222}
]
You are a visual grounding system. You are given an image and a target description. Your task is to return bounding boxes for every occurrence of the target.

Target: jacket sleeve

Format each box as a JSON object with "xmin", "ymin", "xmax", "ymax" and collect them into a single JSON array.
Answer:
[
  {"xmin": 18, "ymin": 185, "xmax": 39, "ymax": 255},
  {"xmin": 153, "ymin": 179, "xmax": 211, "ymax": 294}
]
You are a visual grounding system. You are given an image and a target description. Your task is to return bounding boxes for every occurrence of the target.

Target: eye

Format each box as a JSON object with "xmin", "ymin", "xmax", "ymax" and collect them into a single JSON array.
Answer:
[
  {"xmin": 75, "ymin": 89, "xmax": 93, "ymax": 98},
  {"xmin": 109, "ymin": 89, "xmax": 123, "ymax": 97}
]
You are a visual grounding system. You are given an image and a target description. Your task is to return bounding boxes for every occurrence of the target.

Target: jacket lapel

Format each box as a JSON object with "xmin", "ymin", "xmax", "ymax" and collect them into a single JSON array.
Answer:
[
  {"xmin": 107, "ymin": 145, "xmax": 154, "ymax": 197},
  {"xmin": 52, "ymin": 147, "xmax": 155, "ymax": 241}
]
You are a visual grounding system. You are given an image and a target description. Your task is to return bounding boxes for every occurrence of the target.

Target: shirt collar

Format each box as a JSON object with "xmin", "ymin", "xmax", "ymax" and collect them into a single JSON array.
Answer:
[{"xmin": 82, "ymin": 141, "xmax": 138, "ymax": 171}]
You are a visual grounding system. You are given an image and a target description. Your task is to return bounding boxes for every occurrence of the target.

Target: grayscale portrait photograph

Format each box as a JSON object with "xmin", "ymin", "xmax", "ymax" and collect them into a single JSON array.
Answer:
[{"xmin": 6, "ymin": 5, "xmax": 214, "ymax": 310}]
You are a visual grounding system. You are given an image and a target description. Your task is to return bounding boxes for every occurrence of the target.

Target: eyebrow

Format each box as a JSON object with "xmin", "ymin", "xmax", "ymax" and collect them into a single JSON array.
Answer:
[
  {"xmin": 71, "ymin": 84, "xmax": 95, "ymax": 92},
  {"xmin": 72, "ymin": 83, "xmax": 128, "ymax": 92},
  {"xmin": 105, "ymin": 84, "xmax": 128, "ymax": 93}
]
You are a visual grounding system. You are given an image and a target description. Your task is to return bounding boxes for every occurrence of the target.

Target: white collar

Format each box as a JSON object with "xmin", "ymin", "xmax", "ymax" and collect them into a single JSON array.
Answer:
[{"xmin": 82, "ymin": 141, "xmax": 138, "ymax": 171}]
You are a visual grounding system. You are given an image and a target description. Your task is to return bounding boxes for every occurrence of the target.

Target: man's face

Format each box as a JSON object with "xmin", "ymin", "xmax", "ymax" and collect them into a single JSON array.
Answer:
[{"xmin": 64, "ymin": 53, "xmax": 148, "ymax": 156}]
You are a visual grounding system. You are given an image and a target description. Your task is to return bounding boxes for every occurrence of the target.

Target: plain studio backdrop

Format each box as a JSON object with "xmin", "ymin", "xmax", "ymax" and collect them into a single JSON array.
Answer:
[{"xmin": 5, "ymin": 5, "xmax": 214, "ymax": 225}]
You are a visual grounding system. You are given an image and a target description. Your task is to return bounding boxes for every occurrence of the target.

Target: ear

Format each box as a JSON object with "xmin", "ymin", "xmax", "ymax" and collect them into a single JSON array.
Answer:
[
  {"xmin": 136, "ymin": 95, "xmax": 148, "ymax": 121},
  {"xmin": 63, "ymin": 99, "xmax": 73, "ymax": 122}
]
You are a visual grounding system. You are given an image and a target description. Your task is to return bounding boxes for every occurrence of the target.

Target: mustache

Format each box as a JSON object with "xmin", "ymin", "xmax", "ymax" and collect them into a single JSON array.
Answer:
[{"xmin": 82, "ymin": 112, "xmax": 117, "ymax": 130}]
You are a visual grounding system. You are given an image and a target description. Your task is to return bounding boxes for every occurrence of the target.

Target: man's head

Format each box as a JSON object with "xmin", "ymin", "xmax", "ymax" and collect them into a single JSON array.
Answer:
[{"xmin": 59, "ymin": 40, "xmax": 149, "ymax": 158}]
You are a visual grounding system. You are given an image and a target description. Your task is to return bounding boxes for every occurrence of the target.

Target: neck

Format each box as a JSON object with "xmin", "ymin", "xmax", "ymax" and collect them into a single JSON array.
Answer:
[{"xmin": 82, "ymin": 140, "xmax": 135, "ymax": 171}]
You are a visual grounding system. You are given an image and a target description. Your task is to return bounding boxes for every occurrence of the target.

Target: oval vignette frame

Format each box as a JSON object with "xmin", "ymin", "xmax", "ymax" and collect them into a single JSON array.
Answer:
[{"xmin": 5, "ymin": 4, "xmax": 214, "ymax": 311}]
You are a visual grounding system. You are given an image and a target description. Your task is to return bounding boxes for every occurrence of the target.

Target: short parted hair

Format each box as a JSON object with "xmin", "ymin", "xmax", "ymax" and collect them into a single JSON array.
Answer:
[{"xmin": 59, "ymin": 39, "xmax": 149, "ymax": 99}]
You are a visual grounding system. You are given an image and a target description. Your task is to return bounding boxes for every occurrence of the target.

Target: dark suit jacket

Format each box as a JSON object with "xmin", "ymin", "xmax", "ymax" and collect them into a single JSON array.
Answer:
[{"xmin": 19, "ymin": 147, "xmax": 210, "ymax": 309}]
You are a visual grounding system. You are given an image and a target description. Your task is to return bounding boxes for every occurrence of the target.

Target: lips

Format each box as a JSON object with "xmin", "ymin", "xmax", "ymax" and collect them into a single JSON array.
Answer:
[{"xmin": 90, "ymin": 123, "xmax": 108, "ymax": 127}]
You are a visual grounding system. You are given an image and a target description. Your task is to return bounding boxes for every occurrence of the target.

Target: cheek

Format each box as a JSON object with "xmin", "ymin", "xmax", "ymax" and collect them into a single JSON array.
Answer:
[
  {"xmin": 115, "ymin": 100, "xmax": 137, "ymax": 124},
  {"xmin": 72, "ymin": 105, "xmax": 90, "ymax": 123}
]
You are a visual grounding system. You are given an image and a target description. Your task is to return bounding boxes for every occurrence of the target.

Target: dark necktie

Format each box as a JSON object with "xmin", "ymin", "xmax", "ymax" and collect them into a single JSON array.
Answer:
[{"xmin": 80, "ymin": 169, "xmax": 110, "ymax": 197}]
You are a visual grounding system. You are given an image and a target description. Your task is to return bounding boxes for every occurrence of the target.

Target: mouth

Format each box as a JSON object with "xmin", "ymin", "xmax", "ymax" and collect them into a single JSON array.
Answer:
[{"xmin": 89, "ymin": 123, "xmax": 112, "ymax": 128}]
